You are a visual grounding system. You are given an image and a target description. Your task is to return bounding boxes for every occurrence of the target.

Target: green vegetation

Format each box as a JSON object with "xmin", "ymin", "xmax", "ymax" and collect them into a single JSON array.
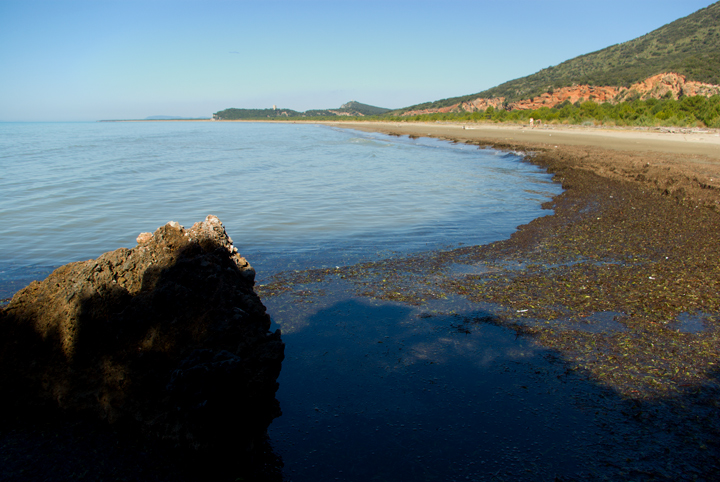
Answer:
[
  {"xmin": 398, "ymin": 2, "xmax": 720, "ymax": 112},
  {"xmin": 213, "ymin": 108, "xmax": 304, "ymax": 120},
  {"xmin": 213, "ymin": 101, "xmax": 391, "ymax": 120},
  {"xmin": 215, "ymin": 95, "xmax": 720, "ymax": 128},
  {"xmin": 335, "ymin": 101, "xmax": 392, "ymax": 116},
  {"xmin": 388, "ymin": 95, "xmax": 720, "ymax": 128}
]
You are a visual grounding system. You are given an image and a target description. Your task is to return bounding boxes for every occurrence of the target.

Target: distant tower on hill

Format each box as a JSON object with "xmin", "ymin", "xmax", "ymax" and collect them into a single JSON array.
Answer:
[{"xmin": 273, "ymin": 105, "xmax": 277, "ymax": 110}]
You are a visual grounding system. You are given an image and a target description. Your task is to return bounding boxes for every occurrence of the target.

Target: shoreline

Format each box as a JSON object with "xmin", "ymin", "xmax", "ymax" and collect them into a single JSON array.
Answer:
[
  {"xmin": 101, "ymin": 118, "xmax": 720, "ymax": 160},
  {"xmin": 309, "ymin": 120, "xmax": 720, "ymax": 395},
  {"xmin": 259, "ymin": 119, "xmax": 720, "ymax": 398},
  {"xmin": 253, "ymin": 121, "xmax": 720, "ymax": 477},
  {"xmin": 3, "ymin": 120, "xmax": 719, "ymax": 479},
  {"xmin": 324, "ymin": 120, "xmax": 720, "ymax": 159},
  {"xmin": 327, "ymin": 120, "xmax": 720, "ymax": 212}
]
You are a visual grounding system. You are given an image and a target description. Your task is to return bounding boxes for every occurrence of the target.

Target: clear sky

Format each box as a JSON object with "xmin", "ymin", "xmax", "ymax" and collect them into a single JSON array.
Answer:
[{"xmin": 0, "ymin": 0, "xmax": 716, "ymax": 121}]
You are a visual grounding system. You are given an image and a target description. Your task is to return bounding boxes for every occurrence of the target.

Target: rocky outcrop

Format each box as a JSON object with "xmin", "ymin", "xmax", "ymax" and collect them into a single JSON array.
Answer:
[
  {"xmin": 328, "ymin": 110, "xmax": 358, "ymax": 116},
  {"xmin": 401, "ymin": 102, "xmax": 463, "ymax": 116},
  {"xmin": 0, "ymin": 215, "xmax": 284, "ymax": 458},
  {"xmin": 400, "ymin": 73, "xmax": 720, "ymax": 116},
  {"xmin": 614, "ymin": 72, "xmax": 720, "ymax": 103},
  {"xmin": 511, "ymin": 73, "xmax": 720, "ymax": 110},
  {"xmin": 460, "ymin": 97, "xmax": 507, "ymax": 112},
  {"xmin": 510, "ymin": 85, "xmax": 621, "ymax": 110}
]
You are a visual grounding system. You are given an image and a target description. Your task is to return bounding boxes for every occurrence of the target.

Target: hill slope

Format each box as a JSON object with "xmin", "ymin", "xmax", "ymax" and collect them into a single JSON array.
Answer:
[
  {"xmin": 400, "ymin": 2, "xmax": 720, "ymax": 112},
  {"xmin": 335, "ymin": 101, "xmax": 392, "ymax": 116}
]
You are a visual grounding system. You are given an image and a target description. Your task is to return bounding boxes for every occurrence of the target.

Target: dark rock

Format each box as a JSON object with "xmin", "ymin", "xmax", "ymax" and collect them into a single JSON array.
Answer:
[{"xmin": 0, "ymin": 215, "xmax": 284, "ymax": 458}]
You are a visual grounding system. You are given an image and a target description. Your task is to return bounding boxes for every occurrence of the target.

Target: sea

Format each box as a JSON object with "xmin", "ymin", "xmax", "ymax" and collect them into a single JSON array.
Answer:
[
  {"xmin": 2, "ymin": 121, "xmax": 620, "ymax": 481},
  {"xmin": 0, "ymin": 121, "xmax": 559, "ymax": 296}
]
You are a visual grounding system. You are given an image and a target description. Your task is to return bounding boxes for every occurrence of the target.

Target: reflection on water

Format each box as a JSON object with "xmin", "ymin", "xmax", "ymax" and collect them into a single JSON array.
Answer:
[
  {"xmin": 264, "ymin": 273, "xmax": 720, "ymax": 480},
  {"xmin": 671, "ymin": 312, "xmax": 711, "ymax": 334}
]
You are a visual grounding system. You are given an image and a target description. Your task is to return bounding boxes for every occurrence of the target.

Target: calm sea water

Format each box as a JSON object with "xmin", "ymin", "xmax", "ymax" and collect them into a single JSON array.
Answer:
[{"xmin": 0, "ymin": 121, "xmax": 560, "ymax": 294}]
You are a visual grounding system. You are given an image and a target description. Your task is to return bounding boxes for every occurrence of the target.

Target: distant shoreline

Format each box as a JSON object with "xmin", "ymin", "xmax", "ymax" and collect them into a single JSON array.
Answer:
[
  {"xmin": 97, "ymin": 117, "xmax": 720, "ymax": 163},
  {"xmin": 104, "ymin": 118, "xmax": 720, "ymax": 159},
  {"xmin": 98, "ymin": 119, "xmax": 213, "ymax": 122}
]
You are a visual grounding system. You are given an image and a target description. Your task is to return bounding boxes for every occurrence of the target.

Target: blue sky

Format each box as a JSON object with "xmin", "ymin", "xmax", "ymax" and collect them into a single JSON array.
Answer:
[{"xmin": 0, "ymin": 0, "xmax": 716, "ymax": 121}]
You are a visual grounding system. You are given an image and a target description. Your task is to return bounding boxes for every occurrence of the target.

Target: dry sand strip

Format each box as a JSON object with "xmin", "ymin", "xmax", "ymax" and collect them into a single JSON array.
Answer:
[{"xmin": 326, "ymin": 120, "xmax": 720, "ymax": 160}]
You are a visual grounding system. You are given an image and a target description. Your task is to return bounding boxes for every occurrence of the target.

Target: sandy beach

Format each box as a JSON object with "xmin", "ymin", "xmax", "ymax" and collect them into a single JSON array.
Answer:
[{"xmin": 329, "ymin": 120, "xmax": 720, "ymax": 158}]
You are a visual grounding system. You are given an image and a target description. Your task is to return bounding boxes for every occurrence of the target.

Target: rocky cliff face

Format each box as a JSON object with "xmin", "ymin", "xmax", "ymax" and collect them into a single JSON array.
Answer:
[
  {"xmin": 401, "ymin": 103, "xmax": 463, "ymax": 116},
  {"xmin": 459, "ymin": 97, "xmax": 507, "ymax": 112},
  {"xmin": 509, "ymin": 85, "xmax": 621, "ymax": 110},
  {"xmin": 614, "ymin": 73, "xmax": 720, "ymax": 103},
  {"xmin": 0, "ymin": 215, "xmax": 284, "ymax": 458},
  {"xmin": 401, "ymin": 73, "xmax": 720, "ymax": 116}
]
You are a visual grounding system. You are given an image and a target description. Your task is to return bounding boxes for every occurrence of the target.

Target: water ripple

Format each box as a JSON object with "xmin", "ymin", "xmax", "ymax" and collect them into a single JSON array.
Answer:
[{"xmin": 0, "ymin": 121, "xmax": 562, "ymax": 279}]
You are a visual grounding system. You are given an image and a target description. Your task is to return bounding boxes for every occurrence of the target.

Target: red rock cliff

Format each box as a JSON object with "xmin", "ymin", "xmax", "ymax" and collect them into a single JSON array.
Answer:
[{"xmin": 401, "ymin": 73, "xmax": 720, "ymax": 116}]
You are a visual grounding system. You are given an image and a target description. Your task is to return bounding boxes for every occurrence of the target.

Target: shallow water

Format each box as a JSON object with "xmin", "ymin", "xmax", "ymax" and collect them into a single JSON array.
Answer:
[
  {"xmin": 264, "ymin": 272, "xmax": 720, "ymax": 480},
  {"xmin": 671, "ymin": 312, "xmax": 712, "ymax": 334},
  {"xmin": 265, "ymin": 281, "xmax": 611, "ymax": 481},
  {"xmin": 0, "ymin": 121, "xmax": 560, "ymax": 283}
]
